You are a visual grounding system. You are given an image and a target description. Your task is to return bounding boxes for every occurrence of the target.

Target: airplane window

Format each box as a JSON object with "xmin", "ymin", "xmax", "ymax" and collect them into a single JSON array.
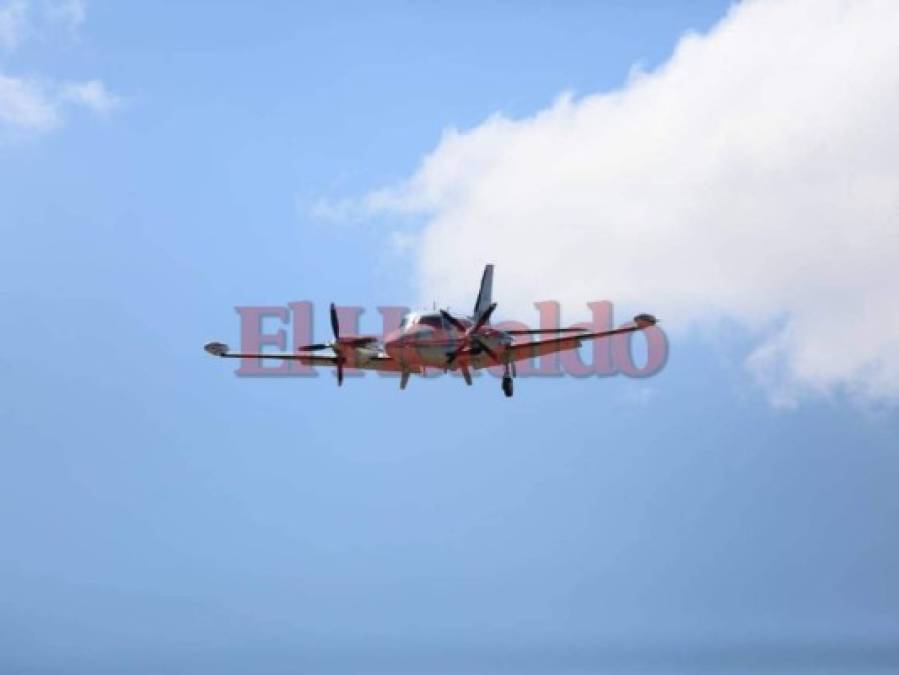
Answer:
[
  {"xmin": 418, "ymin": 315, "xmax": 443, "ymax": 329},
  {"xmin": 398, "ymin": 316, "xmax": 409, "ymax": 329}
]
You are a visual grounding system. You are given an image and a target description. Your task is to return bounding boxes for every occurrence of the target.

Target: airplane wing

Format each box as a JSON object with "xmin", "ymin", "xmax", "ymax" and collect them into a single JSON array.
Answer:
[
  {"xmin": 203, "ymin": 343, "xmax": 405, "ymax": 372},
  {"xmin": 468, "ymin": 323, "xmax": 651, "ymax": 370}
]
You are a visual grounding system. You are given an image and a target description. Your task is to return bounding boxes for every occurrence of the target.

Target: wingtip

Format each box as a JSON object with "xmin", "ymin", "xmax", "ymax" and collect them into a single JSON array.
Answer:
[{"xmin": 204, "ymin": 341, "xmax": 229, "ymax": 356}]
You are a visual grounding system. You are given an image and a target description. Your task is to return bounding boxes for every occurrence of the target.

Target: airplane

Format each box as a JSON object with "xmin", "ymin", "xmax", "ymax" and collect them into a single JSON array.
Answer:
[{"xmin": 204, "ymin": 264, "xmax": 657, "ymax": 397}]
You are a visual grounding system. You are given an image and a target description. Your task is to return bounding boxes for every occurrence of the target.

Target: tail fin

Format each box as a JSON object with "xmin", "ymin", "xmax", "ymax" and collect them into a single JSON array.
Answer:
[{"xmin": 472, "ymin": 264, "xmax": 494, "ymax": 320}]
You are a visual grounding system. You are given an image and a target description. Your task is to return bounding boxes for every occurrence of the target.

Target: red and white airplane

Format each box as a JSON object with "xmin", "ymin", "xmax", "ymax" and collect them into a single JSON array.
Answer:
[{"xmin": 204, "ymin": 265, "xmax": 656, "ymax": 397}]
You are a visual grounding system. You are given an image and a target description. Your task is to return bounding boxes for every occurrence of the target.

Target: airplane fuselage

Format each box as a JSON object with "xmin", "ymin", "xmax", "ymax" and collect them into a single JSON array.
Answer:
[{"xmin": 383, "ymin": 320, "xmax": 513, "ymax": 372}]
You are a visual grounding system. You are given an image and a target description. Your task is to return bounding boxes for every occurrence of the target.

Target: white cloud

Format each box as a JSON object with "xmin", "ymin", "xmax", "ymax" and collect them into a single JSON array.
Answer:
[
  {"xmin": 0, "ymin": 71, "xmax": 57, "ymax": 129},
  {"xmin": 0, "ymin": 72, "xmax": 119, "ymax": 135},
  {"xmin": 0, "ymin": 0, "xmax": 85, "ymax": 52},
  {"xmin": 0, "ymin": 1, "xmax": 120, "ymax": 136},
  {"xmin": 60, "ymin": 78, "xmax": 120, "ymax": 114},
  {"xmin": 350, "ymin": 0, "xmax": 899, "ymax": 406}
]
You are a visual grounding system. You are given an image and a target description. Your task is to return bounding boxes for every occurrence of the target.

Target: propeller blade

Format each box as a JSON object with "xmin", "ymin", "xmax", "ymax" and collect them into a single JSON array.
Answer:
[
  {"xmin": 472, "ymin": 336, "xmax": 500, "ymax": 363},
  {"xmin": 446, "ymin": 348, "xmax": 461, "ymax": 365},
  {"xmin": 472, "ymin": 302, "xmax": 497, "ymax": 334},
  {"xmin": 336, "ymin": 360, "xmax": 344, "ymax": 386},
  {"xmin": 296, "ymin": 343, "xmax": 330, "ymax": 352},
  {"xmin": 330, "ymin": 302, "xmax": 340, "ymax": 340},
  {"xmin": 440, "ymin": 309, "xmax": 467, "ymax": 333}
]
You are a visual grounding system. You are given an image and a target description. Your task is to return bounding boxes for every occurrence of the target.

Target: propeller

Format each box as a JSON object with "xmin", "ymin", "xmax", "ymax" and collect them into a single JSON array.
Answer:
[
  {"xmin": 441, "ymin": 302, "xmax": 500, "ymax": 365},
  {"xmin": 296, "ymin": 304, "xmax": 342, "ymax": 352},
  {"xmin": 295, "ymin": 342, "xmax": 330, "ymax": 351},
  {"xmin": 336, "ymin": 356, "xmax": 345, "ymax": 386},
  {"xmin": 296, "ymin": 302, "xmax": 348, "ymax": 385},
  {"xmin": 330, "ymin": 301, "xmax": 340, "ymax": 340}
]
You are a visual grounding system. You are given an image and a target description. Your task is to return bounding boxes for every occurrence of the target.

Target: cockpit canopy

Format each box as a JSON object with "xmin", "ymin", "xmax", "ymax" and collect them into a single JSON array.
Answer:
[{"xmin": 398, "ymin": 311, "xmax": 470, "ymax": 331}]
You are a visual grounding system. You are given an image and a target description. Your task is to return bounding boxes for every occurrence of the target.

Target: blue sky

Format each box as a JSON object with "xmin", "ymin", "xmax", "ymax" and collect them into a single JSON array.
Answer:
[{"xmin": 2, "ymin": 2, "xmax": 898, "ymax": 674}]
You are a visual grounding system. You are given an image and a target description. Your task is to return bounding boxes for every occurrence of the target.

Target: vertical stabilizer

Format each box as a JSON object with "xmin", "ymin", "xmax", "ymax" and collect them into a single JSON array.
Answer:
[{"xmin": 472, "ymin": 264, "xmax": 494, "ymax": 320}]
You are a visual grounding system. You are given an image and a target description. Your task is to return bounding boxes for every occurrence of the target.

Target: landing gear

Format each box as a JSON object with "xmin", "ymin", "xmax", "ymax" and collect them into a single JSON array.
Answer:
[
  {"xmin": 460, "ymin": 365, "xmax": 473, "ymax": 386},
  {"xmin": 501, "ymin": 360, "xmax": 514, "ymax": 398}
]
